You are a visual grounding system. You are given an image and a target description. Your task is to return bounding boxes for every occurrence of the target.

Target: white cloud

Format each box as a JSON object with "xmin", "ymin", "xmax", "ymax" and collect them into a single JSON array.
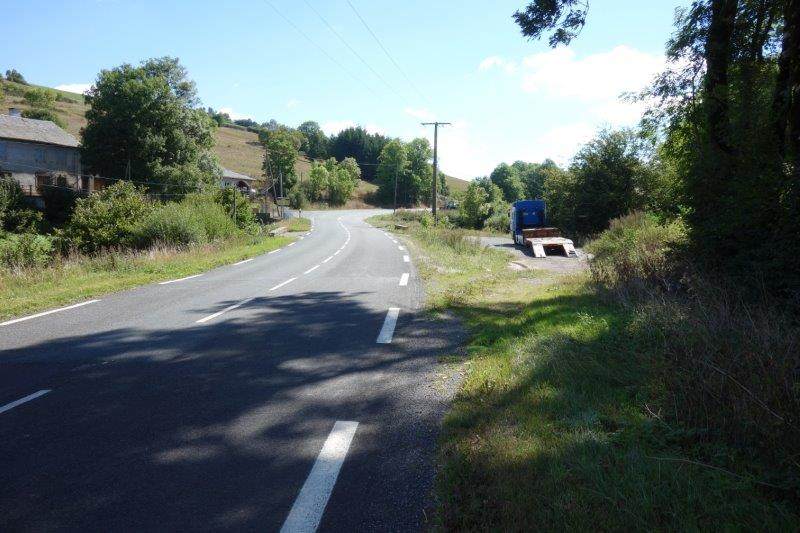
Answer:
[
  {"xmin": 479, "ymin": 56, "xmax": 517, "ymax": 74},
  {"xmin": 404, "ymin": 107, "xmax": 435, "ymax": 121},
  {"xmin": 286, "ymin": 98, "xmax": 300, "ymax": 109},
  {"xmin": 218, "ymin": 106, "xmax": 252, "ymax": 121},
  {"xmin": 55, "ymin": 83, "xmax": 92, "ymax": 94},
  {"xmin": 519, "ymin": 45, "xmax": 664, "ymax": 125},
  {"xmin": 320, "ymin": 120, "xmax": 384, "ymax": 137},
  {"xmin": 525, "ymin": 123, "xmax": 597, "ymax": 166}
]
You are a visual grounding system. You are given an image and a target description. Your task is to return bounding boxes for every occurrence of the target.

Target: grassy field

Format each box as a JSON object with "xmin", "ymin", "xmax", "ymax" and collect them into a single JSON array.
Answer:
[
  {"xmin": 277, "ymin": 216, "xmax": 312, "ymax": 233},
  {"xmin": 0, "ymin": 234, "xmax": 291, "ymax": 321},
  {"xmin": 368, "ymin": 213, "xmax": 799, "ymax": 531}
]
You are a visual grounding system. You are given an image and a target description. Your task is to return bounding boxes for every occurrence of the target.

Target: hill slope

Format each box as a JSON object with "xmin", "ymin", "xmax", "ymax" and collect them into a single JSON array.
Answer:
[{"xmin": 0, "ymin": 80, "xmax": 470, "ymax": 196}]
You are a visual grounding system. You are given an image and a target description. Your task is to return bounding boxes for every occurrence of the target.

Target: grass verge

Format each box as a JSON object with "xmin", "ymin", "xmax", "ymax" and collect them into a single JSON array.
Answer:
[
  {"xmin": 0, "ymin": 234, "xmax": 291, "ymax": 321},
  {"xmin": 369, "ymin": 214, "xmax": 799, "ymax": 531},
  {"xmin": 278, "ymin": 217, "xmax": 312, "ymax": 233}
]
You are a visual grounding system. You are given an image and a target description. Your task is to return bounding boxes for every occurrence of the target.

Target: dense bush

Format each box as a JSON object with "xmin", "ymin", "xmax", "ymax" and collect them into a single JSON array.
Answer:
[
  {"xmin": 287, "ymin": 186, "xmax": 307, "ymax": 210},
  {"xmin": 64, "ymin": 182, "xmax": 152, "ymax": 253},
  {"xmin": 213, "ymin": 188, "xmax": 256, "ymax": 229},
  {"xmin": 0, "ymin": 177, "xmax": 42, "ymax": 232},
  {"xmin": 135, "ymin": 203, "xmax": 207, "ymax": 247},
  {"xmin": 21, "ymin": 108, "xmax": 66, "ymax": 129},
  {"xmin": 586, "ymin": 211, "xmax": 687, "ymax": 290},
  {"xmin": 39, "ymin": 176, "xmax": 79, "ymax": 225},
  {"xmin": 0, "ymin": 233, "xmax": 54, "ymax": 268}
]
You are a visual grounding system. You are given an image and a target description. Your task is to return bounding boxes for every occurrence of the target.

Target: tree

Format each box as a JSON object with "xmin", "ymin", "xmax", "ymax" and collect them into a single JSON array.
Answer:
[
  {"xmin": 489, "ymin": 163, "xmax": 525, "ymax": 202},
  {"xmin": 376, "ymin": 140, "xmax": 408, "ymax": 205},
  {"xmin": 306, "ymin": 163, "xmax": 329, "ymax": 202},
  {"xmin": 512, "ymin": 159, "xmax": 558, "ymax": 199},
  {"xmin": 5, "ymin": 69, "xmax": 26, "ymax": 84},
  {"xmin": 513, "ymin": 0, "xmax": 589, "ymax": 46},
  {"xmin": 23, "ymin": 88, "xmax": 56, "ymax": 109},
  {"xmin": 405, "ymin": 138, "xmax": 433, "ymax": 205},
  {"xmin": 81, "ymin": 58, "xmax": 216, "ymax": 193},
  {"xmin": 328, "ymin": 167, "xmax": 357, "ymax": 206},
  {"xmin": 458, "ymin": 182, "xmax": 490, "ymax": 229},
  {"xmin": 260, "ymin": 127, "xmax": 301, "ymax": 194},
  {"xmin": 329, "ymin": 126, "xmax": 389, "ymax": 181},
  {"xmin": 298, "ymin": 121, "xmax": 330, "ymax": 160}
]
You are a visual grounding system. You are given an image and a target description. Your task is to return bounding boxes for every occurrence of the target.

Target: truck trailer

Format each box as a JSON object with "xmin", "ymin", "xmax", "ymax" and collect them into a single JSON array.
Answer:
[{"xmin": 509, "ymin": 200, "xmax": 577, "ymax": 258}]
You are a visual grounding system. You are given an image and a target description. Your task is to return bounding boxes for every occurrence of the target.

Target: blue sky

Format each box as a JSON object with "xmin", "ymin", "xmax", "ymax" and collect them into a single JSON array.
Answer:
[{"xmin": 4, "ymin": 0, "xmax": 689, "ymax": 179}]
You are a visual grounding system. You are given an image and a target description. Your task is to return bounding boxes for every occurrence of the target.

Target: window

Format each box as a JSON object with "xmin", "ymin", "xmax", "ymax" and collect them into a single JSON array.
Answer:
[{"xmin": 35, "ymin": 147, "xmax": 45, "ymax": 163}]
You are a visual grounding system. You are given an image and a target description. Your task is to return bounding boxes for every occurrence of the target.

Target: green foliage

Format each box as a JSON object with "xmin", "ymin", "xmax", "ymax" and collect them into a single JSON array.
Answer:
[
  {"xmin": 304, "ymin": 157, "xmax": 359, "ymax": 206},
  {"xmin": 329, "ymin": 126, "xmax": 389, "ymax": 181},
  {"xmin": 0, "ymin": 233, "xmax": 54, "ymax": 268},
  {"xmin": 23, "ymin": 87, "xmax": 56, "ymax": 109},
  {"xmin": 328, "ymin": 166, "xmax": 357, "ymax": 206},
  {"xmin": 213, "ymin": 187, "xmax": 256, "ymax": 229},
  {"xmin": 260, "ymin": 127, "xmax": 301, "ymax": 192},
  {"xmin": 38, "ymin": 175, "xmax": 79, "ymax": 225},
  {"xmin": 136, "ymin": 195, "xmax": 237, "ymax": 247},
  {"xmin": 376, "ymin": 140, "xmax": 407, "ymax": 204},
  {"xmin": 64, "ymin": 182, "xmax": 152, "ymax": 253},
  {"xmin": 489, "ymin": 162, "xmax": 525, "ymax": 202},
  {"xmin": 297, "ymin": 121, "xmax": 329, "ymax": 159},
  {"xmin": 0, "ymin": 177, "xmax": 41, "ymax": 233},
  {"xmin": 404, "ymin": 138, "xmax": 433, "ymax": 205},
  {"xmin": 306, "ymin": 163, "xmax": 329, "ymax": 202},
  {"xmin": 81, "ymin": 57, "xmax": 216, "ymax": 190},
  {"xmin": 513, "ymin": 1, "xmax": 588, "ymax": 46},
  {"xmin": 287, "ymin": 186, "xmax": 307, "ymax": 210},
  {"xmin": 5, "ymin": 69, "xmax": 26, "ymax": 84},
  {"xmin": 21, "ymin": 108, "xmax": 66, "ymax": 129},
  {"xmin": 586, "ymin": 211, "xmax": 688, "ymax": 289},
  {"xmin": 458, "ymin": 182, "xmax": 490, "ymax": 229}
]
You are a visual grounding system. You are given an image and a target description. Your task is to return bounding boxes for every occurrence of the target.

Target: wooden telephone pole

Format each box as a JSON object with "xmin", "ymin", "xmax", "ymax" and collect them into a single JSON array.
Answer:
[{"xmin": 421, "ymin": 121, "xmax": 450, "ymax": 221}]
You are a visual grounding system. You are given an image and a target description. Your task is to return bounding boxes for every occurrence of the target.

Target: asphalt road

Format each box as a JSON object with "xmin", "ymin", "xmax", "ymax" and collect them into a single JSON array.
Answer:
[{"xmin": 0, "ymin": 209, "xmax": 463, "ymax": 532}]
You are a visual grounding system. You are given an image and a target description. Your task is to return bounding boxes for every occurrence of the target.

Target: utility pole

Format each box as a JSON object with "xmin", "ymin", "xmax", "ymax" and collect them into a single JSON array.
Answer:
[{"xmin": 421, "ymin": 121, "xmax": 450, "ymax": 221}]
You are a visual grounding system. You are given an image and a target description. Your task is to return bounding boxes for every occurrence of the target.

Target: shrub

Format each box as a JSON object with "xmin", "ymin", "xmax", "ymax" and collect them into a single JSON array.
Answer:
[
  {"xmin": 64, "ymin": 181, "xmax": 152, "ymax": 253},
  {"xmin": 0, "ymin": 176, "xmax": 42, "ymax": 232},
  {"xmin": 483, "ymin": 202, "xmax": 510, "ymax": 232},
  {"xmin": 136, "ymin": 203, "xmax": 207, "ymax": 247},
  {"xmin": 586, "ymin": 211, "xmax": 687, "ymax": 290},
  {"xmin": 288, "ymin": 186, "xmax": 307, "ymax": 210},
  {"xmin": 213, "ymin": 187, "xmax": 257, "ymax": 228},
  {"xmin": 180, "ymin": 193, "xmax": 238, "ymax": 240},
  {"xmin": 0, "ymin": 233, "xmax": 54, "ymax": 268},
  {"xmin": 23, "ymin": 88, "xmax": 56, "ymax": 109},
  {"xmin": 5, "ymin": 69, "xmax": 27, "ymax": 84},
  {"xmin": 39, "ymin": 175, "xmax": 79, "ymax": 224}
]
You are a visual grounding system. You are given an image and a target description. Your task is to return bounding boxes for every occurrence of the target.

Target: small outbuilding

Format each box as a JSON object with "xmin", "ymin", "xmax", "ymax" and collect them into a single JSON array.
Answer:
[{"xmin": 220, "ymin": 167, "xmax": 259, "ymax": 194}]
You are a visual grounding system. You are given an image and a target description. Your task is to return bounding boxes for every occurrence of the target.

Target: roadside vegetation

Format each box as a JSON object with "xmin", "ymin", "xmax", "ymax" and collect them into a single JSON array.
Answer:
[{"xmin": 371, "ymin": 210, "xmax": 799, "ymax": 530}]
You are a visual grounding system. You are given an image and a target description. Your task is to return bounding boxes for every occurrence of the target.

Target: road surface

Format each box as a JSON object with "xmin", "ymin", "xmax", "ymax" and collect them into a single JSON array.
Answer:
[{"xmin": 0, "ymin": 210, "xmax": 462, "ymax": 532}]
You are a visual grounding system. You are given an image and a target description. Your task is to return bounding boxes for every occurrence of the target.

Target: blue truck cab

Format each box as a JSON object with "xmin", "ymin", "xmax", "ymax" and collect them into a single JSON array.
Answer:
[{"xmin": 510, "ymin": 200, "xmax": 546, "ymax": 245}]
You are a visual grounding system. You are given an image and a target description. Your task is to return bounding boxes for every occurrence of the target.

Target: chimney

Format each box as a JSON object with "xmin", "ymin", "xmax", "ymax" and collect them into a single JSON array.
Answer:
[{"xmin": 8, "ymin": 108, "xmax": 22, "ymax": 117}]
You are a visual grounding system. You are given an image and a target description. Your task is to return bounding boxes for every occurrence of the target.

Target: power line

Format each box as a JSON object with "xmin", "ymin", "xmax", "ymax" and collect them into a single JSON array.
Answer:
[
  {"xmin": 301, "ymin": 0, "xmax": 408, "ymax": 104},
  {"xmin": 345, "ymin": 0, "xmax": 429, "ymax": 104},
  {"xmin": 262, "ymin": 0, "xmax": 381, "ymax": 99}
]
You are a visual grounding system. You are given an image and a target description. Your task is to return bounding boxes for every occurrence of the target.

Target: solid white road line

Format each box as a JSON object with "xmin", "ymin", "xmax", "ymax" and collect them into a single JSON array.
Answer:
[
  {"xmin": 333, "ymin": 250, "xmax": 341, "ymax": 256},
  {"xmin": 403, "ymin": 255, "xmax": 410, "ymax": 263},
  {"xmin": 376, "ymin": 307, "xmax": 400, "ymax": 344},
  {"xmin": 399, "ymin": 273, "xmax": 409, "ymax": 286},
  {"xmin": 280, "ymin": 421, "xmax": 359, "ymax": 533},
  {"xmin": 270, "ymin": 277, "xmax": 297, "ymax": 291},
  {"xmin": 322, "ymin": 256, "xmax": 333, "ymax": 264},
  {"xmin": 0, "ymin": 300, "xmax": 100, "ymax": 327},
  {"xmin": 0, "ymin": 390, "xmax": 51, "ymax": 415},
  {"xmin": 233, "ymin": 258, "xmax": 254, "ymax": 266},
  {"xmin": 196, "ymin": 297, "xmax": 255, "ymax": 324},
  {"xmin": 304, "ymin": 265, "xmax": 320, "ymax": 275},
  {"xmin": 159, "ymin": 274, "xmax": 202, "ymax": 285}
]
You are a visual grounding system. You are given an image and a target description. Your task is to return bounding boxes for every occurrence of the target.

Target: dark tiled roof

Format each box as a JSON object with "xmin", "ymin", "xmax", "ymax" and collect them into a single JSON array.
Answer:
[{"xmin": 0, "ymin": 114, "xmax": 79, "ymax": 148}]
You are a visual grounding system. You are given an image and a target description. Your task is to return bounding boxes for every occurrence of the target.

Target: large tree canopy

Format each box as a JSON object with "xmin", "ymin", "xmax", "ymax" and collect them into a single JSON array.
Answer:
[
  {"xmin": 297, "ymin": 121, "xmax": 330, "ymax": 160},
  {"xmin": 329, "ymin": 127, "xmax": 389, "ymax": 182},
  {"xmin": 81, "ymin": 57, "xmax": 216, "ymax": 192}
]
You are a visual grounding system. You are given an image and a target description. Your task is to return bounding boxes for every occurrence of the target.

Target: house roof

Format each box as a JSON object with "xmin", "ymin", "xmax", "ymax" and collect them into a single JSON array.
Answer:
[
  {"xmin": 221, "ymin": 167, "xmax": 257, "ymax": 182},
  {"xmin": 0, "ymin": 114, "xmax": 80, "ymax": 148}
]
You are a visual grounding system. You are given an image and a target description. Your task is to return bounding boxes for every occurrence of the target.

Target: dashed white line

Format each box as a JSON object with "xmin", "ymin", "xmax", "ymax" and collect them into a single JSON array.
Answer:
[
  {"xmin": 233, "ymin": 258, "xmax": 253, "ymax": 266},
  {"xmin": 159, "ymin": 274, "xmax": 202, "ymax": 285},
  {"xmin": 304, "ymin": 265, "xmax": 320, "ymax": 274},
  {"xmin": 376, "ymin": 307, "xmax": 400, "ymax": 344},
  {"xmin": 0, "ymin": 300, "xmax": 100, "ymax": 327},
  {"xmin": 280, "ymin": 421, "xmax": 359, "ymax": 533},
  {"xmin": 288, "ymin": 242, "xmax": 296, "ymax": 247},
  {"xmin": 270, "ymin": 277, "xmax": 297, "ymax": 291},
  {"xmin": 333, "ymin": 250, "xmax": 341, "ymax": 256},
  {"xmin": 398, "ymin": 245, "xmax": 405, "ymax": 251},
  {"xmin": 399, "ymin": 273, "xmax": 409, "ymax": 286},
  {"xmin": 196, "ymin": 297, "xmax": 255, "ymax": 324},
  {"xmin": 322, "ymin": 256, "xmax": 333, "ymax": 263},
  {"xmin": 0, "ymin": 390, "xmax": 51, "ymax": 415},
  {"xmin": 269, "ymin": 249, "xmax": 280, "ymax": 254},
  {"xmin": 391, "ymin": 239, "xmax": 397, "ymax": 244},
  {"xmin": 403, "ymin": 255, "xmax": 410, "ymax": 263}
]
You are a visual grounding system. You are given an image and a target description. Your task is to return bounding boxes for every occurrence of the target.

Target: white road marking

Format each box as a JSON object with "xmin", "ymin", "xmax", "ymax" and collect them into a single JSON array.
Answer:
[
  {"xmin": 333, "ymin": 250, "xmax": 341, "ymax": 256},
  {"xmin": 270, "ymin": 277, "xmax": 297, "ymax": 291},
  {"xmin": 159, "ymin": 274, "xmax": 202, "ymax": 285},
  {"xmin": 322, "ymin": 256, "xmax": 333, "ymax": 263},
  {"xmin": 403, "ymin": 255, "xmax": 410, "ymax": 263},
  {"xmin": 269, "ymin": 249, "xmax": 280, "ymax": 254},
  {"xmin": 0, "ymin": 300, "xmax": 100, "ymax": 327},
  {"xmin": 288, "ymin": 242, "xmax": 296, "ymax": 247},
  {"xmin": 280, "ymin": 421, "xmax": 359, "ymax": 533},
  {"xmin": 398, "ymin": 245, "xmax": 405, "ymax": 251},
  {"xmin": 391, "ymin": 239, "xmax": 397, "ymax": 244},
  {"xmin": 376, "ymin": 307, "xmax": 400, "ymax": 344},
  {"xmin": 196, "ymin": 297, "xmax": 255, "ymax": 324},
  {"xmin": 233, "ymin": 258, "xmax": 253, "ymax": 266},
  {"xmin": 304, "ymin": 265, "xmax": 320, "ymax": 274},
  {"xmin": 0, "ymin": 390, "xmax": 51, "ymax": 415},
  {"xmin": 399, "ymin": 273, "xmax": 409, "ymax": 286}
]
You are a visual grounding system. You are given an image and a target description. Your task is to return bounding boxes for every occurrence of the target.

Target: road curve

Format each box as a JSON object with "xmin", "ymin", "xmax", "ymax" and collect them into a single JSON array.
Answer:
[{"xmin": 0, "ymin": 209, "xmax": 463, "ymax": 532}]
